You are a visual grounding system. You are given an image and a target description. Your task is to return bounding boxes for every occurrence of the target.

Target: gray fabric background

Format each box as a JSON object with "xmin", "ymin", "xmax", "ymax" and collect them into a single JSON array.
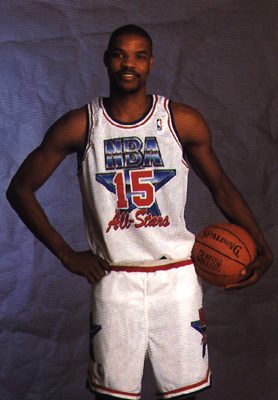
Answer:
[{"xmin": 1, "ymin": 1, "xmax": 277, "ymax": 399}]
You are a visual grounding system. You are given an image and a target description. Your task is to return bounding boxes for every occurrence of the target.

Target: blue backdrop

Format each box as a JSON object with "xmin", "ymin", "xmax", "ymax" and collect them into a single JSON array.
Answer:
[{"xmin": 1, "ymin": 1, "xmax": 278, "ymax": 399}]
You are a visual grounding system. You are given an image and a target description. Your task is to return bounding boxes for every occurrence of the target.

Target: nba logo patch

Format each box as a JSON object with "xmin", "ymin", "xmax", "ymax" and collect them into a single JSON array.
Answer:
[{"xmin": 157, "ymin": 118, "xmax": 162, "ymax": 130}]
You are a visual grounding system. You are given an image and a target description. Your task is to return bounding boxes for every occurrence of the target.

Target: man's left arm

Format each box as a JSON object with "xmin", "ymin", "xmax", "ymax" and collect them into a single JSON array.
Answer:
[{"xmin": 172, "ymin": 103, "xmax": 273, "ymax": 289}]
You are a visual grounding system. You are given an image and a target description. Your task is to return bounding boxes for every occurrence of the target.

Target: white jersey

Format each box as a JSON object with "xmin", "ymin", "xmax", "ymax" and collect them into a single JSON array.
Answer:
[{"xmin": 78, "ymin": 94, "xmax": 195, "ymax": 266}]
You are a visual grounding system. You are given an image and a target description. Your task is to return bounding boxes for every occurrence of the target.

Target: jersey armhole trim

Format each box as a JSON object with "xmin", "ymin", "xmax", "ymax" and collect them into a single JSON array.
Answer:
[
  {"xmin": 77, "ymin": 103, "xmax": 91, "ymax": 173},
  {"xmin": 166, "ymin": 100, "xmax": 189, "ymax": 168}
]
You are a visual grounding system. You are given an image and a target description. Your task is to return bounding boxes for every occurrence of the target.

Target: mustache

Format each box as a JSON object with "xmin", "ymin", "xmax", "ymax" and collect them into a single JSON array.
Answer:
[{"xmin": 117, "ymin": 68, "xmax": 140, "ymax": 77}]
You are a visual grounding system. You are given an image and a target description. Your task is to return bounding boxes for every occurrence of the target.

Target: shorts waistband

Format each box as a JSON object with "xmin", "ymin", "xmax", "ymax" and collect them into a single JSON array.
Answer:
[{"xmin": 110, "ymin": 259, "xmax": 193, "ymax": 273}]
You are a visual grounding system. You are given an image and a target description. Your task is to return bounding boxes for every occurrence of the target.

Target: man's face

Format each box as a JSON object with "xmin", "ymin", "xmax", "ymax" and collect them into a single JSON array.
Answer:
[{"xmin": 104, "ymin": 33, "xmax": 154, "ymax": 94}]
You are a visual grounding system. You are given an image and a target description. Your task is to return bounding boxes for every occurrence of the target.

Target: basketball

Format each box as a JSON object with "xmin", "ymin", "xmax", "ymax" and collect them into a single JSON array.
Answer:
[{"xmin": 192, "ymin": 222, "xmax": 257, "ymax": 287}]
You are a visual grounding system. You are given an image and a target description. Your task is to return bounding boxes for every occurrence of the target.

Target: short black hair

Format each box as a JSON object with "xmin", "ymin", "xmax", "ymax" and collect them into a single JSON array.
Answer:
[{"xmin": 107, "ymin": 24, "xmax": 153, "ymax": 55}]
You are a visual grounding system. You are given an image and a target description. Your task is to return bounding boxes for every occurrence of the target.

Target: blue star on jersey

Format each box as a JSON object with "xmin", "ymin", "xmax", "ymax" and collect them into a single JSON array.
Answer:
[{"xmin": 96, "ymin": 169, "xmax": 176, "ymax": 216}]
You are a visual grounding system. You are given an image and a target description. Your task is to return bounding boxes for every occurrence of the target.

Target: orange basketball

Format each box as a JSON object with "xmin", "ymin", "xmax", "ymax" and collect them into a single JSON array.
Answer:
[{"xmin": 192, "ymin": 222, "xmax": 257, "ymax": 287}]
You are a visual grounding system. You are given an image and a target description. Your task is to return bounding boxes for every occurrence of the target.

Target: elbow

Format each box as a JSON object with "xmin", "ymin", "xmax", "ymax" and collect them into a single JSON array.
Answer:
[
  {"xmin": 6, "ymin": 177, "xmax": 27, "ymax": 209},
  {"xmin": 6, "ymin": 172, "xmax": 37, "ymax": 210},
  {"xmin": 210, "ymin": 180, "xmax": 240, "ymax": 207},
  {"xmin": 6, "ymin": 180, "xmax": 19, "ymax": 208}
]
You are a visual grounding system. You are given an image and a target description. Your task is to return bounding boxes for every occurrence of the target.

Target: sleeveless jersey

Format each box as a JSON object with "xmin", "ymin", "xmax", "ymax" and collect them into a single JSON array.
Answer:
[{"xmin": 78, "ymin": 95, "xmax": 195, "ymax": 266}]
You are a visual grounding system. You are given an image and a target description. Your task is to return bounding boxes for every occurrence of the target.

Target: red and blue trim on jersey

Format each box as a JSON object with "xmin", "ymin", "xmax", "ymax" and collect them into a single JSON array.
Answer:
[{"xmin": 99, "ymin": 95, "xmax": 158, "ymax": 129}]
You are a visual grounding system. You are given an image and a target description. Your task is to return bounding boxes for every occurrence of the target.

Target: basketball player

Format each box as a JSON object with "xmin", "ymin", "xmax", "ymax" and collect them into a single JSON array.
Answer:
[{"xmin": 7, "ymin": 25, "xmax": 272, "ymax": 400}]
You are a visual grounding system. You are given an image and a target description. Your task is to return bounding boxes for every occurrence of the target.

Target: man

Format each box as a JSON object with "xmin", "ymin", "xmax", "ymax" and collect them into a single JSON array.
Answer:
[{"xmin": 7, "ymin": 25, "xmax": 272, "ymax": 400}]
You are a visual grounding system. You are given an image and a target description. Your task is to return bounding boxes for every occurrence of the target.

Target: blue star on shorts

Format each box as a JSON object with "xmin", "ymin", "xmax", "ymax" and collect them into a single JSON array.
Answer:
[
  {"xmin": 191, "ymin": 308, "xmax": 208, "ymax": 358},
  {"xmin": 90, "ymin": 313, "xmax": 101, "ymax": 362}
]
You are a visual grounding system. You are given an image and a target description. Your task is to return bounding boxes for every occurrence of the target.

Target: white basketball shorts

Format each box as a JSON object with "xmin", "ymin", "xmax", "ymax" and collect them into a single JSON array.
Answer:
[{"xmin": 87, "ymin": 260, "xmax": 211, "ymax": 399}]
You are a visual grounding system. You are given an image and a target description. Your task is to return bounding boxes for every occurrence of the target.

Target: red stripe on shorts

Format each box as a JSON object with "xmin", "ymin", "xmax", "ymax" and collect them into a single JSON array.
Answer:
[
  {"xmin": 90, "ymin": 382, "xmax": 140, "ymax": 398},
  {"xmin": 157, "ymin": 368, "xmax": 211, "ymax": 398}
]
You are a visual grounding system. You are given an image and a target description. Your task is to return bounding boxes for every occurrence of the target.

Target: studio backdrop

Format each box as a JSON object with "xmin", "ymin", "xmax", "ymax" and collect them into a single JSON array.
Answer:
[{"xmin": 1, "ymin": 1, "xmax": 277, "ymax": 399}]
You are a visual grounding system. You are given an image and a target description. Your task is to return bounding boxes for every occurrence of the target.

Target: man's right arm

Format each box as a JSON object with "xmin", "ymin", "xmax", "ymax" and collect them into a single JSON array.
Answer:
[{"xmin": 6, "ymin": 106, "xmax": 110, "ymax": 283}]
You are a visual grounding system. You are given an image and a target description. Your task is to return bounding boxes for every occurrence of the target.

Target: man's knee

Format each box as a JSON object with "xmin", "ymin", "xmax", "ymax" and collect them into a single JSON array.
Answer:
[
  {"xmin": 95, "ymin": 395, "xmax": 196, "ymax": 400},
  {"xmin": 170, "ymin": 396, "xmax": 196, "ymax": 400},
  {"xmin": 95, "ymin": 394, "xmax": 126, "ymax": 400}
]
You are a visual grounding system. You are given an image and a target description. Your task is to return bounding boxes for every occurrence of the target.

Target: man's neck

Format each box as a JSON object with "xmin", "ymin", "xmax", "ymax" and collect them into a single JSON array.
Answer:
[{"xmin": 106, "ymin": 91, "xmax": 151, "ymax": 123}]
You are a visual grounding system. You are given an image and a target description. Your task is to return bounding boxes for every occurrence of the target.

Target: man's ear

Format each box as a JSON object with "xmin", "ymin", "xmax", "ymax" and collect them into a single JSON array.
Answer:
[
  {"xmin": 149, "ymin": 55, "xmax": 154, "ymax": 72},
  {"xmin": 103, "ymin": 50, "xmax": 109, "ymax": 67}
]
